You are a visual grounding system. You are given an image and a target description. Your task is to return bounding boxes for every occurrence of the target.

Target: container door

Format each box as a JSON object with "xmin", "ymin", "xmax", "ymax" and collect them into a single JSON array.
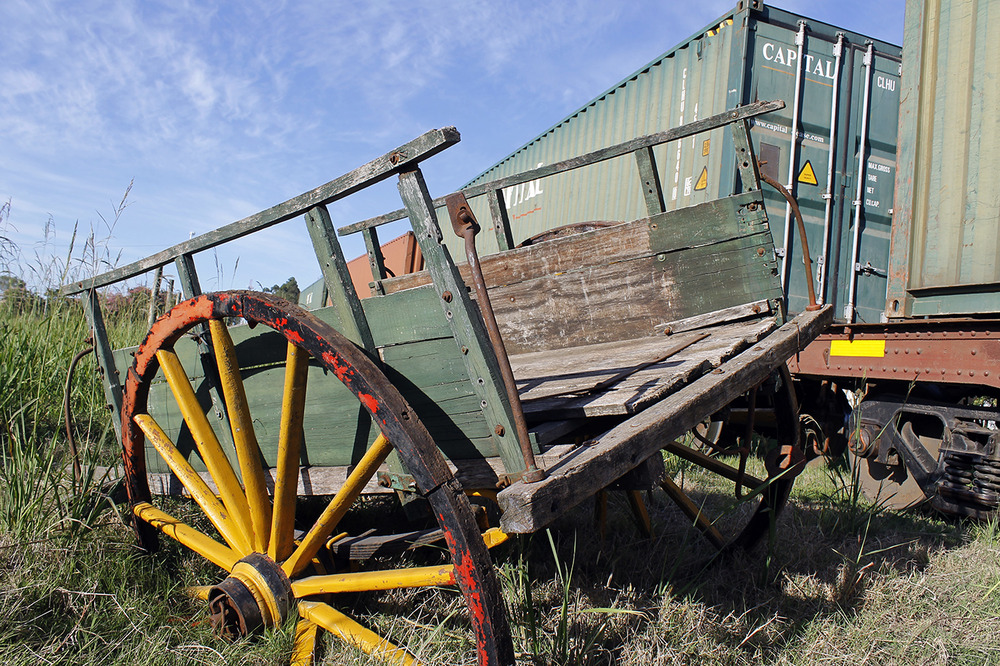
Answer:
[
  {"xmin": 835, "ymin": 46, "xmax": 901, "ymax": 324},
  {"xmin": 743, "ymin": 20, "xmax": 845, "ymax": 316}
]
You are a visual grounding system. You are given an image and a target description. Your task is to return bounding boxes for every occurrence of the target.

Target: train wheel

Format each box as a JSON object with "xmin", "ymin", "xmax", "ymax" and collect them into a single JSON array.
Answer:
[
  {"xmin": 120, "ymin": 291, "xmax": 513, "ymax": 666},
  {"xmin": 658, "ymin": 366, "xmax": 805, "ymax": 553}
]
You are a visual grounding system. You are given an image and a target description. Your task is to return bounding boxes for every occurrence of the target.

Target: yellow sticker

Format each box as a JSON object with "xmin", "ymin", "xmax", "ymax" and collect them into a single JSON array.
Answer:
[
  {"xmin": 829, "ymin": 339, "xmax": 886, "ymax": 358},
  {"xmin": 694, "ymin": 166, "xmax": 708, "ymax": 191},
  {"xmin": 798, "ymin": 160, "xmax": 819, "ymax": 186},
  {"xmin": 702, "ymin": 139, "xmax": 711, "ymax": 156}
]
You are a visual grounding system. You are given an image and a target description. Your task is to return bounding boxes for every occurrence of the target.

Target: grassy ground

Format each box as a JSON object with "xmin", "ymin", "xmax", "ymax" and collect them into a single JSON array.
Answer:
[{"xmin": 1, "ymin": 299, "xmax": 998, "ymax": 665}]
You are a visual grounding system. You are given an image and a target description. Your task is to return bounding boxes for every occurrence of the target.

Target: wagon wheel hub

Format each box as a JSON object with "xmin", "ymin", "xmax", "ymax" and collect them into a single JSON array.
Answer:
[{"xmin": 208, "ymin": 553, "xmax": 293, "ymax": 638}]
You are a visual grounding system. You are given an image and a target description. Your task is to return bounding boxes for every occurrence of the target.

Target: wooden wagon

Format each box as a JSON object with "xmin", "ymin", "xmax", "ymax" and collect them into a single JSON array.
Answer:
[{"xmin": 64, "ymin": 99, "xmax": 831, "ymax": 665}]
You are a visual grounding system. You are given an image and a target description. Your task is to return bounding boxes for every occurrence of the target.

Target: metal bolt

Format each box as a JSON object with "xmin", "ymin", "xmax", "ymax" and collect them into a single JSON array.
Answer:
[
  {"xmin": 461, "ymin": 346, "xmax": 469, "ymax": 355},
  {"xmin": 442, "ymin": 291, "xmax": 453, "ymax": 303},
  {"xmin": 494, "ymin": 425, "xmax": 505, "ymax": 436},
  {"xmin": 757, "ymin": 248, "xmax": 765, "ymax": 256}
]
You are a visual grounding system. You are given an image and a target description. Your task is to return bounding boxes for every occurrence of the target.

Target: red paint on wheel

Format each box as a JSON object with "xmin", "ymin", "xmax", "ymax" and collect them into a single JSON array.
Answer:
[
  {"xmin": 441, "ymin": 516, "xmax": 489, "ymax": 656},
  {"xmin": 321, "ymin": 351, "xmax": 353, "ymax": 382},
  {"xmin": 358, "ymin": 393, "xmax": 379, "ymax": 413},
  {"xmin": 286, "ymin": 330, "xmax": 304, "ymax": 345}
]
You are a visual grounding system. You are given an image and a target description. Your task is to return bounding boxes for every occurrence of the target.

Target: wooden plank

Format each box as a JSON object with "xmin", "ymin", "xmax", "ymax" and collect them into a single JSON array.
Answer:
[
  {"xmin": 85, "ymin": 291, "xmax": 124, "ymax": 441},
  {"xmin": 338, "ymin": 101, "xmax": 785, "ymax": 236},
  {"xmin": 143, "ymin": 442, "xmax": 581, "ymax": 496},
  {"xmin": 379, "ymin": 190, "xmax": 766, "ymax": 296},
  {"xmin": 487, "ymin": 189, "xmax": 514, "ymax": 251},
  {"xmin": 496, "ymin": 305, "xmax": 833, "ymax": 534},
  {"xmin": 61, "ymin": 127, "xmax": 461, "ymax": 295},
  {"xmin": 359, "ymin": 285, "xmax": 455, "ymax": 348},
  {"xmin": 512, "ymin": 316, "xmax": 778, "ymax": 418},
  {"xmin": 634, "ymin": 146, "xmax": 665, "ymax": 216},
  {"xmin": 484, "ymin": 232, "xmax": 778, "ymax": 354},
  {"xmin": 654, "ymin": 299, "xmax": 773, "ymax": 335}
]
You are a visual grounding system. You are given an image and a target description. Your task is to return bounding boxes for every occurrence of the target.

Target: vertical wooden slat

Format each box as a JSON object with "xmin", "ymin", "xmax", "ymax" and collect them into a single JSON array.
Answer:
[
  {"xmin": 487, "ymin": 189, "xmax": 515, "ymax": 251},
  {"xmin": 84, "ymin": 289, "xmax": 123, "ymax": 441},
  {"xmin": 147, "ymin": 266, "xmax": 162, "ymax": 327},
  {"xmin": 304, "ymin": 205, "xmax": 375, "ymax": 349},
  {"xmin": 397, "ymin": 168, "xmax": 525, "ymax": 477},
  {"xmin": 634, "ymin": 146, "xmax": 666, "ymax": 216},
  {"xmin": 361, "ymin": 226, "xmax": 388, "ymax": 293}
]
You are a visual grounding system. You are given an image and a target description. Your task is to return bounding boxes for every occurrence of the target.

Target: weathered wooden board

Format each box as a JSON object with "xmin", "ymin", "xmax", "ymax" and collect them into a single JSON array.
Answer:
[
  {"xmin": 497, "ymin": 305, "xmax": 834, "ymax": 533},
  {"xmin": 143, "ymin": 441, "xmax": 581, "ymax": 496},
  {"xmin": 510, "ymin": 315, "xmax": 779, "ymax": 418},
  {"xmin": 486, "ymin": 233, "xmax": 777, "ymax": 353},
  {"xmin": 377, "ymin": 191, "xmax": 779, "ymax": 354},
  {"xmin": 380, "ymin": 191, "xmax": 767, "ymax": 295}
]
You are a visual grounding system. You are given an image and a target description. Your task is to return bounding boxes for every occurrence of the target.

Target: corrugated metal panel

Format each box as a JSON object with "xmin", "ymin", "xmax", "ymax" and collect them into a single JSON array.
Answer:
[
  {"xmin": 453, "ymin": 3, "xmax": 901, "ymax": 324},
  {"xmin": 887, "ymin": 0, "xmax": 1000, "ymax": 318},
  {"xmin": 463, "ymin": 16, "xmax": 737, "ymax": 252}
]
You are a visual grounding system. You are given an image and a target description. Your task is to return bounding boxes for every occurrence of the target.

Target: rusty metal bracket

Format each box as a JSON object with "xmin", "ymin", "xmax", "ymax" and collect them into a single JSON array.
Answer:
[
  {"xmin": 376, "ymin": 471, "xmax": 419, "ymax": 493},
  {"xmin": 445, "ymin": 192, "xmax": 546, "ymax": 483}
]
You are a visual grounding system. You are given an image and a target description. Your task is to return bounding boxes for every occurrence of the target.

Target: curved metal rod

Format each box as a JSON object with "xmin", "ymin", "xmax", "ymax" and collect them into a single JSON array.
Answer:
[
  {"xmin": 64, "ymin": 343, "xmax": 94, "ymax": 490},
  {"xmin": 758, "ymin": 166, "xmax": 820, "ymax": 311}
]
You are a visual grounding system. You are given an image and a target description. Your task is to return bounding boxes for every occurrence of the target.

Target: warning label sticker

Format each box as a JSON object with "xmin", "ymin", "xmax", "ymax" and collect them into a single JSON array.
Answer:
[
  {"xmin": 702, "ymin": 139, "xmax": 711, "ymax": 157},
  {"xmin": 694, "ymin": 167, "xmax": 708, "ymax": 191},
  {"xmin": 798, "ymin": 160, "xmax": 819, "ymax": 186}
]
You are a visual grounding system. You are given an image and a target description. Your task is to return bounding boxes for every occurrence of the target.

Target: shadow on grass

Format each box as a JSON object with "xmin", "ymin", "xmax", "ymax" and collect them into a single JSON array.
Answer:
[{"xmin": 491, "ymin": 476, "xmax": 970, "ymax": 665}]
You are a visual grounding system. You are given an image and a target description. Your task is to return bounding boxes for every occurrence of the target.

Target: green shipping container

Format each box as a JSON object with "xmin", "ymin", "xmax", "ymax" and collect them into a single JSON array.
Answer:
[
  {"xmin": 457, "ymin": 1, "xmax": 901, "ymax": 324},
  {"xmin": 886, "ymin": 0, "xmax": 1000, "ymax": 318}
]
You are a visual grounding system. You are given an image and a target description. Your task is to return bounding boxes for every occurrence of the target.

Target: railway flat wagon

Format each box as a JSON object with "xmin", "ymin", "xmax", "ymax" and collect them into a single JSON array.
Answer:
[
  {"xmin": 64, "ymin": 104, "xmax": 830, "ymax": 663},
  {"xmin": 791, "ymin": 0, "xmax": 1000, "ymax": 518}
]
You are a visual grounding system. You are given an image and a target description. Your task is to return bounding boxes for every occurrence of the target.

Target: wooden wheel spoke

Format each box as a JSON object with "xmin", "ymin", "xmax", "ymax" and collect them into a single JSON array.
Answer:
[
  {"xmin": 209, "ymin": 319, "xmax": 272, "ymax": 553},
  {"xmin": 133, "ymin": 502, "xmax": 239, "ymax": 572},
  {"xmin": 270, "ymin": 341, "xmax": 310, "ymax": 562},
  {"xmin": 663, "ymin": 440, "xmax": 766, "ymax": 489},
  {"xmin": 283, "ymin": 434, "xmax": 393, "ymax": 578},
  {"xmin": 135, "ymin": 414, "xmax": 251, "ymax": 555},
  {"xmin": 156, "ymin": 349, "xmax": 254, "ymax": 541},
  {"xmin": 658, "ymin": 476, "xmax": 726, "ymax": 550},
  {"xmin": 292, "ymin": 565, "xmax": 456, "ymax": 597},
  {"xmin": 298, "ymin": 600, "xmax": 417, "ymax": 666},
  {"xmin": 291, "ymin": 617, "xmax": 320, "ymax": 666}
]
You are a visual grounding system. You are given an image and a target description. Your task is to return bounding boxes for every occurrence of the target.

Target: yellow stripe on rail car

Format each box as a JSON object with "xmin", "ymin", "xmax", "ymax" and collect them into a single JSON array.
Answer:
[{"xmin": 829, "ymin": 339, "xmax": 886, "ymax": 358}]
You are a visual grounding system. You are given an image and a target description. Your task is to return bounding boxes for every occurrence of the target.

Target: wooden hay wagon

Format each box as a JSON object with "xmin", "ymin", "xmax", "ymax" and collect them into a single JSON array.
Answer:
[{"xmin": 64, "ymin": 99, "xmax": 831, "ymax": 665}]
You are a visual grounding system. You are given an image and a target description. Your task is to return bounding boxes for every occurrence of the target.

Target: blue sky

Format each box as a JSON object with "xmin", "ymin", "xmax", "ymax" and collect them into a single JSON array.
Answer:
[{"xmin": 1, "ymin": 1, "xmax": 904, "ymax": 295}]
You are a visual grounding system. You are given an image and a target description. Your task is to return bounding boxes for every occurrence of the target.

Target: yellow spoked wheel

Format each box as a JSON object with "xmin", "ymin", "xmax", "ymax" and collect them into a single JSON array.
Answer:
[
  {"xmin": 659, "ymin": 367, "xmax": 806, "ymax": 553},
  {"xmin": 120, "ymin": 291, "xmax": 513, "ymax": 665}
]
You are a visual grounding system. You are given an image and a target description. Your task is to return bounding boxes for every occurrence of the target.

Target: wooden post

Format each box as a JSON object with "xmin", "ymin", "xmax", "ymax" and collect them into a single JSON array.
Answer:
[
  {"xmin": 634, "ymin": 146, "xmax": 666, "ymax": 216},
  {"xmin": 397, "ymin": 168, "xmax": 528, "ymax": 478},
  {"xmin": 84, "ymin": 289, "xmax": 123, "ymax": 441}
]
